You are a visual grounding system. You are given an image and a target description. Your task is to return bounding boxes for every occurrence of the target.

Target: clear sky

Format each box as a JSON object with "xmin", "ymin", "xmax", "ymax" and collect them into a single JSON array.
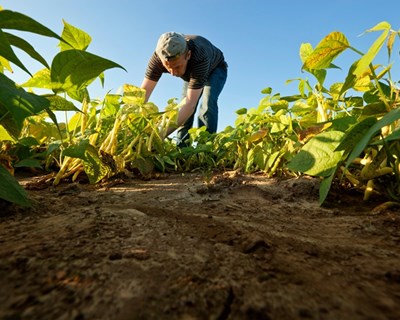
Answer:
[{"xmin": 2, "ymin": 0, "xmax": 400, "ymax": 131}]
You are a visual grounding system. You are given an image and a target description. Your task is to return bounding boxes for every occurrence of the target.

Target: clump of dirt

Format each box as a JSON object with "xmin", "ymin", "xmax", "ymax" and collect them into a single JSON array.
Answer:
[{"xmin": 0, "ymin": 171, "xmax": 399, "ymax": 319}]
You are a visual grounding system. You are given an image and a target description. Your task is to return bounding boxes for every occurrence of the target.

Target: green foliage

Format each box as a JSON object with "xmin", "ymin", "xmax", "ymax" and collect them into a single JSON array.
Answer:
[
  {"xmin": 0, "ymin": 73, "xmax": 50, "ymax": 137},
  {"xmin": 288, "ymin": 131, "xmax": 345, "ymax": 177},
  {"xmin": 0, "ymin": 8, "xmax": 125, "ymax": 206},
  {"xmin": 1, "ymin": 8, "xmax": 400, "ymax": 209},
  {"xmin": 0, "ymin": 164, "xmax": 30, "ymax": 207},
  {"xmin": 286, "ymin": 21, "xmax": 400, "ymax": 203}
]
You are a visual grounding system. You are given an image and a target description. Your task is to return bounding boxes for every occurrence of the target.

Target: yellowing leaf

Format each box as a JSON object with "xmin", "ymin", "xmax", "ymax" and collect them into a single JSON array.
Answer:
[
  {"xmin": 247, "ymin": 128, "xmax": 268, "ymax": 143},
  {"xmin": 303, "ymin": 31, "xmax": 350, "ymax": 70}
]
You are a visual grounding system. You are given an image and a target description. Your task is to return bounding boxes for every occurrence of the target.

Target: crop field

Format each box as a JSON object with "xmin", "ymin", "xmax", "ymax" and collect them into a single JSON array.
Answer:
[{"xmin": 1, "ymin": 9, "xmax": 400, "ymax": 320}]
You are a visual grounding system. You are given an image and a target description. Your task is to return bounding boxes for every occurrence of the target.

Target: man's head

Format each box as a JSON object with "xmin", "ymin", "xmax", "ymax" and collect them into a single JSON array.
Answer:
[
  {"xmin": 156, "ymin": 32, "xmax": 191, "ymax": 77},
  {"xmin": 156, "ymin": 32, "xmax": 187, "ymax": 60}
]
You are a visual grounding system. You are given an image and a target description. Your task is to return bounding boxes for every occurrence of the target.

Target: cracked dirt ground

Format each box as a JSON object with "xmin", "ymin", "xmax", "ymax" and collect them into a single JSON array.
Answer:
[{"xmin": 1, "ymin": 171, "xmax": 400, "ymax": 319}]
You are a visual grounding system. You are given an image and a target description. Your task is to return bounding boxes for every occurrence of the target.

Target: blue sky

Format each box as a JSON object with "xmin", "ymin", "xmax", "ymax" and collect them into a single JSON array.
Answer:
[{"xmin": 2, "ymin": 0, "xmax": 400, "ymax": 131}]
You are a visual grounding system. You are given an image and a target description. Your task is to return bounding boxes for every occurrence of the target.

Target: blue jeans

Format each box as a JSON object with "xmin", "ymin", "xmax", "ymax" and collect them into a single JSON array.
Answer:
[{"xmin": 176, "ymin": 64, "xmax": 227, "ymax": 144}]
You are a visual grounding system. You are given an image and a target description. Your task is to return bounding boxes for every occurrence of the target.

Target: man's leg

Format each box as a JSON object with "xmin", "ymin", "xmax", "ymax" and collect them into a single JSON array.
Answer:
[
  {"xmin": 198, "ymin": 65, "xmax": 227, "ymax": 133},
  {"xmin": 176, "ymin": 81, "xmax": 198, "ymax": 146}
]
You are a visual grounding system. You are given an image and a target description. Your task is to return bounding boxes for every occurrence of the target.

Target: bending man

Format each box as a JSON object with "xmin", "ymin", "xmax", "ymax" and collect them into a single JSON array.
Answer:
[{"xmin": 141, "ymin": 32, "xmax": 228, "ymax": 145}]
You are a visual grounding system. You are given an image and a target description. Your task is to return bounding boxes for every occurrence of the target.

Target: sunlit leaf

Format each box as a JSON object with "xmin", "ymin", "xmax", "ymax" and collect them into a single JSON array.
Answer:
[
  {"xmin": 303, "ymin": 31, "xmax": 350, "ymax": 70},
  {"xmin": 67, "ymin": 88, "xmax": 89, "ymax": 103},
  {"xmin": 50, "ymin": 50, "xmax": 126, "ymax": 92},
  {"xmin": 366, "ymin": 21, "xmax": 391, "ymax": 32},
  {"xmin": 22, "ymin": 68, "xmax": 52, "ymax": 89},
  {"xmin": 0, "ymin": 125, "xmax": 15, "ymax": 141},
  {"xmin": 0, "ymin": 55, "xmax": 13, "ymax": 73},
  {"xmin": 83, "ymin": 145, "xmax": 110, "ymax": 183},
  {"xmin": 299, "ymin": 43, "xmax": 313, "ymax": 63},
  {"xmin": 122, "ymin": 84, "xmax": 146, "ymax": 105},
  {"xmin": 270, "ymin": 100, "xmax": 289, "ymax": 113},
  {"xmin": 287, "ymin": 131, "xmax": 345, "ymax": 177},
  {"xmin": 59, "ymin": 20, "xmax": 92, "ymax": 51},
  {"xmin": 291, "ymin": 101, "xmax": 314, "ymax": 113},
  {"xmin": 247, "ymin": 128, "xmax": 268, "ymax": 143},
  {"xmin": 353, "ymin": 27, "xmax": 389, "ymax": 77},
  {"xmin": 67, "ymin": 112, "xmax": 83, "ymax": 133}
]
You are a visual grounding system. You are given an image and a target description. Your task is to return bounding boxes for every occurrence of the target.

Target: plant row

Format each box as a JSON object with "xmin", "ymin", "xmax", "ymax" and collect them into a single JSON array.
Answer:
[{"xmin": 0, "ymin": 8, "xmax": 399, "ymax": 207}]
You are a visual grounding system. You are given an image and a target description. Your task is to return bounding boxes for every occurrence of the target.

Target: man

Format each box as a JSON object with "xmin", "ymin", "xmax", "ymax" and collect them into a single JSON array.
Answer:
[{"xmin": 141, "ymin": 32, "xmax": 228, "ymax": 145}]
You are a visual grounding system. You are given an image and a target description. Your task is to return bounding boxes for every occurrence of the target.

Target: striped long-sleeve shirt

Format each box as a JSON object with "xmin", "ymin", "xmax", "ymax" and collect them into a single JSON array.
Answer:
[{"xmin": 145, "ymin": 35, "xmax": 227, "ymax": 90}]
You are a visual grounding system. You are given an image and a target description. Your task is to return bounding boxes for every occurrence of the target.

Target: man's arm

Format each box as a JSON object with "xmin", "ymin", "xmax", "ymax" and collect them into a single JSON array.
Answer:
[
  {"xmin": 166, "ymin": 87, "xmax": 202, "ymax": 136},
  {"xmin": 140, "ymin": 78, "xmax": 158, "ymax": 102}
]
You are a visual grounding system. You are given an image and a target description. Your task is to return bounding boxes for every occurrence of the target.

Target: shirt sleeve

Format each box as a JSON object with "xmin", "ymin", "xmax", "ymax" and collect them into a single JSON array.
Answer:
[{"xmin": 144, "ymin": 52, "xmax": 167, "ymax": 82}]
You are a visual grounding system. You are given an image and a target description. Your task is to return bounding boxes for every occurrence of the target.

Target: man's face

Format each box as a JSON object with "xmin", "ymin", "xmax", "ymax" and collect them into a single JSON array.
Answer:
[{"xmin": 162, "ymin": 51, "xmax": 191, "ymax": 77}]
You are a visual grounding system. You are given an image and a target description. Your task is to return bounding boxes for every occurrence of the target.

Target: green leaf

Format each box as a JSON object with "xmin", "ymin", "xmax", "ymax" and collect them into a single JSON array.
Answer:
[
  {"xmin": 353, "ymin": 26, "xmax": 389, "ymax": 77},
  {"xmin": 22, "ymin": 68, "xmax": 53, "ymax": 89},
  {"xmin": 0, "ymin": 114, "xmax": 20, "ymax": 138},
  {"xmin": 270, "ymin": 100, "xmax": 289, "ymax": 112},
  {"xmin": 82, "ymin": 146, "xmax": 110, "ymax": 184},
  {"xmin": 18, "ymin": 136, "xmax": 40, "ymax": 146},
  {"xmin": 50, "ymin": 50, "xmax": 126, "ymax": 92},
  {"xmin": 44, "ymin": 107, "xmax": 63, "ymax": 140},
  {"xmin": 130, "ymin": 157, "xmax": 155, "ymax": 177},
  {"xmin": 302, "ymin": 32, "xmax": 350, "ymax": 70},
  {"xmin": 291, "ymin": 101, "xmax": 314, "ymax": 113},
  {"xmin": 0, "ymin": 73, "xmax": 50, "ymax": 135},
  {"xmin": 346, "ymin": 108, "xmax": 400, "ymax": 167},
  {"xmin": 261, "ymin": 87, "xmax": 272, "ymax": 94},
  {"xmin": 340, "ymin": 60, "xmax": 359, "ymax": 95},
  {"xmin": 62, "ymin": 140, "xmax": 110, "ymax": 183},
  {"xmin": 43, "ymin": 94, "xmax": 81, "ymax": 112},
  {"xmin": 235, "ymin": 107, "xmax": 247, "ymax": 115},
  {"xmin": 319, "ymin": 166, "xmax": 337, "ymax": 205},
  {"xmin": 67, "ymin": 88, "xmax": 89, "ymax": 103},
  {"xmin": 62, "ymin": 139, "xmax": 90, "ymax": 159},
  {"xmin": 330, "ymin": 116, "xmax": 357, "ymax": 132},
  {"xmin": 310, "ymin": 69, "xmax": 327, "ymax": 86},
  {"xmin": 59, "ymin": 20, "xmax": 92, "ymax": 51},
  {"xmin": 14, "ymin": 158, "xmax": 42, "ymax": 168},
  {"xmin": 0, "ymin": 29, "xmax": 31, "ymax": 75},
  {"xmin": 0, "ymin": 164, "xmax": 31, "ymax": 207},
  {"xmin": 0, "ymin": 10, "xmax": 64, "ymax": 41},
  {"xmin": 335, "ymin": 117, "xmax": 378, "ymax": 152},
  {"xmin": 4, "ymin": 32, "xmax": 49, "ymax": 69},
  {"xmin": 287, "ymin": 131, "xmax": 345, "ymax": 177},
  {"xmin": 361, "ymin": 102, "xmax": 387, "ymax": 117}
]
